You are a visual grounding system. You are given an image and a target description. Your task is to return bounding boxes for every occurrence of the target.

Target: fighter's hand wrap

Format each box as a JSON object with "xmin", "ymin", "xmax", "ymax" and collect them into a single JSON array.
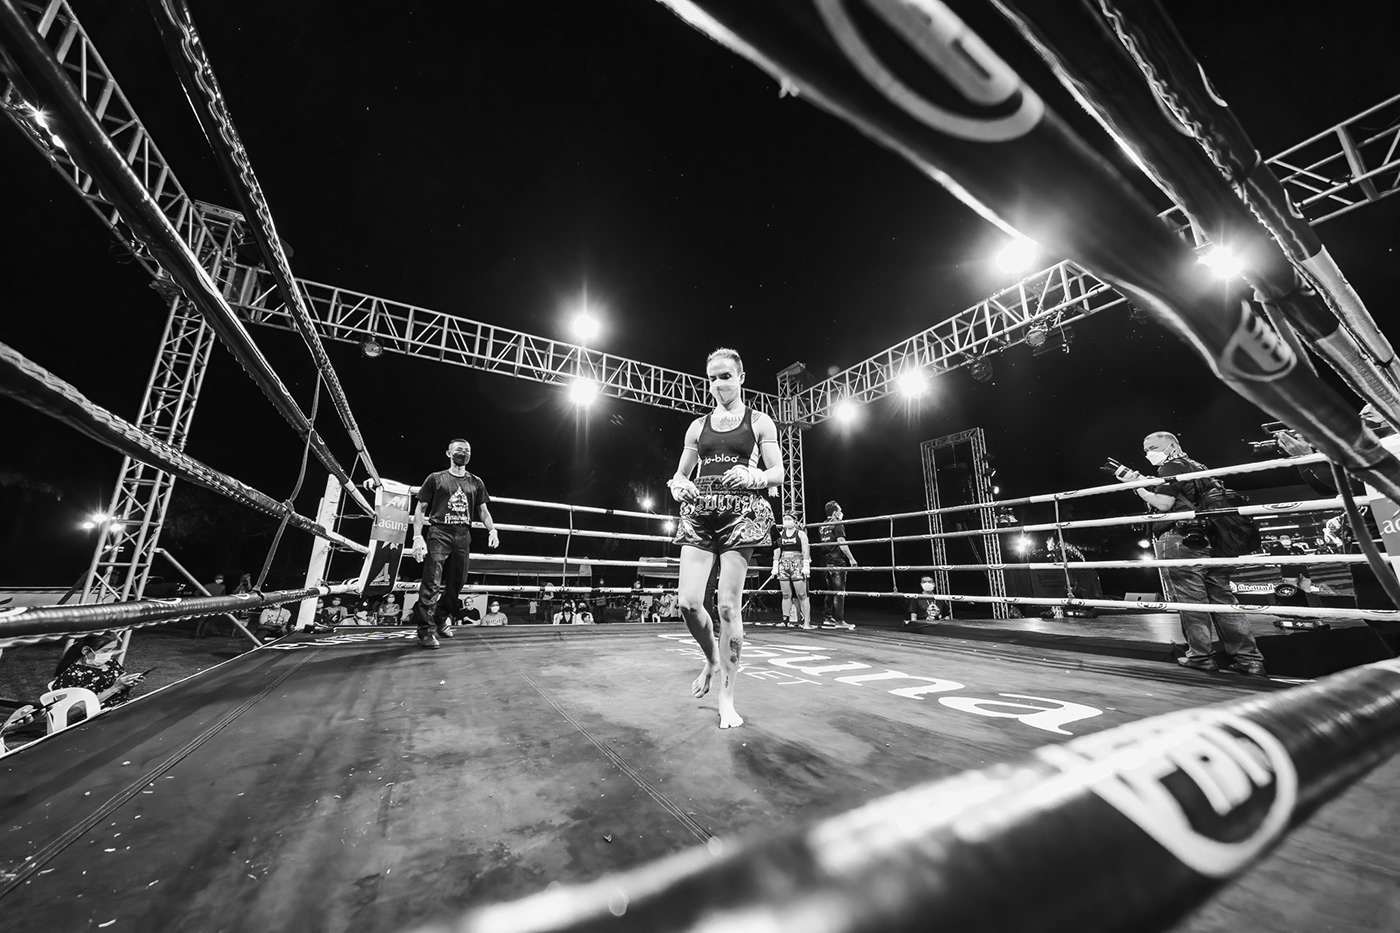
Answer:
[
  {"xmin": 802, "ymin": 559, "xmax": 811, "ymax": 577},
  {"xmin": 724, "ymin": 465, "xmax": 769, "ymax": 489},
  {"xmin": 667, "ymin": 476, "xmax": 698, "ymax": 502}
]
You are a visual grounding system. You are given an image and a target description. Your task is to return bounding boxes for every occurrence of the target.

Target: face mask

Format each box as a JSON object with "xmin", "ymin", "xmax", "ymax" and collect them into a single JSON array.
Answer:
[
  {"xmin": 490, "ymin": 606, "xmax": 500, "ymax": 613},
  {"xmin": 920, "ymin": 582, "xmax": 934, "ymax": 593},
  {"xmin": 450, "ymin": 452, "xmax": 468, "ymax": 465},
  {"xmin": 89, "ymin": 648, "xmax": 119, "ymax": 666},
  {"xmin": 1145, "ymin": 450, "xmax": 1169, "ymax": 466}
]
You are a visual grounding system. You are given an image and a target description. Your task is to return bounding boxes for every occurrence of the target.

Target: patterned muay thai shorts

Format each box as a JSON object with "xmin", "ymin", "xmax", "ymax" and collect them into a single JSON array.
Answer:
[
  {"xmin": 674, "ymin": 476, "xmax": 775, "ymax": 553},
  {"xmin": 775, "ymin": 553, "xmax": 807, "ymax": 581}
]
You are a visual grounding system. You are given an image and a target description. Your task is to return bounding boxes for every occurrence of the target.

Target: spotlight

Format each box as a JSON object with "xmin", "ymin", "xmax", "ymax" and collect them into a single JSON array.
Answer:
[
  {"xmin": 109, "ymin": 522, "xmax": 126, "ymax": 534},
  {"xmin": 569, "ymin": 376, "xmax": 599, "ymax": 406},
  {"xmin": 1198, "ymin": 246, "xmax": 1243, "ymax": 280},
  {"xmin": 896, "ymin": 369, "xmax": 927, "ymax": 399},
  {"xmin": 360, "ymin": 337, "xmax": 383, "ymax": 359},
  {"xmin": 1137, "ymin": 538, "xmax": 1150, "ymax": 549},
  {"xmin": 91, "ymin": 512, "xmax": 109, "ymax": 523},
  {"xmin": 995, "ymin": 238, "xmax": 1037, "ymax": 274},
  {"xmin": 662, "ymin": 519, "xmax": 675, "ymax": 533},
  {"xmin": 833, "ymin": 399, "xmax": 859, "ymax": 424},
  {"xmin": 1025, "ymin": 323, "xmax": 1048, "ymax": 347},
  {"xmin": 1015, "ymin": 535, "xmax": 1033, "ymax": 555},
  {"xmin": 572, "ymin": 312, "xmax": 600, "ymax": 342},
  {"xmin": 966, "ymin": 357, "xmax": 993, "ymax": 383},
  {"xmin": 1139, "ymin": 551, "xmax": 1154, "ymax": 562},
  {"xmin": 640, "ymin": 496, "xmax": 653, "ymax": 511},
  {"xmin": 80, "ymin": 520, "xmax": 96, "ymax": 530}
]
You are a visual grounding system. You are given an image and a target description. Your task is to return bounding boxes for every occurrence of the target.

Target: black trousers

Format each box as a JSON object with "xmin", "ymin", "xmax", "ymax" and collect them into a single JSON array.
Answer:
[
  {"xmin": 412, "ymin": 525, "xmax": 472, "ymax": 637},
  {"xmin": 822, "ymin": 565, "xmax": 848, "ymax": 622}
]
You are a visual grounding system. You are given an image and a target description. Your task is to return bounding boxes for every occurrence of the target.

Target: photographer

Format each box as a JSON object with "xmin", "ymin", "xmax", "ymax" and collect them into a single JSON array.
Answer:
[{"xmin": 1114, "ymin": 432, "xmax": 1267, "ymax": 676}]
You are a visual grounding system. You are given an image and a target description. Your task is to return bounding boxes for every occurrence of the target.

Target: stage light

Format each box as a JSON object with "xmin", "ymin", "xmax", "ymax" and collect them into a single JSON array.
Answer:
[
  {"xmin": 572, "ymin": 311, "xmax": 600, "ymax": 342},
  {"xmin": 80, "ymin": 520, "xmax": 95, "ymax": 530},
  {"xmin": 896, "ymin": 369, "xmax": 927, "ymax": 399},
  {"xmin": 833, "ymin": 399, "xmax": 859, "ymax": 424},
  {"xmin": 1199, "ymin": 246, "xmax": 1243, "ymax": 280},
  {"xmin": 109, "ymin": 522, "xmax": 126, "ymax": 534},
  {"xmin": 663, "ymin": 519, "xmax": 675, "ymax": 533},
  {"xmin": 966, "ymin": 357, "xmax": 993, "ymax": 383},
  {"xmin": 995, "ymin": 238, "xmax": 1037, "ymax": 274},
  {"xmin": 1137, "ymin": 538, "xmax": 1150, "ymax": 549},
  {"xmin": 1015, "ymin": 535, "xmax": 1033, "ymax": 554},
  {"xmin": 360, "ymin": 337, "xmax": 383, "ymax": 359},
  {"xmin": 992, "ymin": 485, "xmax": 1001, "ymax": 495},
  {"xmin": 1139, "ymin": 551, "xmax": 1153, "ymax": 562},
  {"xmin": 91, "ymin": 512, "xmax": 109, "ymax": 523},
  {"xmin": 569, "ymin": 376, "xmax": 599, "ymax": 406},
  {"xmin": 640, "ymin": 496, "xmax": 653, "ymax": 510},
  {"xmin": 1026, "ymin": 322, "xmax": 1048, "ymax": 347}
]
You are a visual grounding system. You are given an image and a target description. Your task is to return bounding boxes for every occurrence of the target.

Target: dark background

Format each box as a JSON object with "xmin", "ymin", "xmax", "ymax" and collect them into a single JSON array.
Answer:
[{"xmin": 3, "ymin": 1, "xmax": 1397, "ymax": 595}]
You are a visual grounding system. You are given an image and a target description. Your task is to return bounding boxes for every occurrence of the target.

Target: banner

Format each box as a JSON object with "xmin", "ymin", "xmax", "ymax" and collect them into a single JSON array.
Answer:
[{"xmin": 357, "ymin": 481, "xmax": 412, "ymax": 596}]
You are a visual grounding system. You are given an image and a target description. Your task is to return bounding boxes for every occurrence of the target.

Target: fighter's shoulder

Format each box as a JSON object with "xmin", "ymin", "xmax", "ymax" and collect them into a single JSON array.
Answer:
[{"xmin": 750, "ymin": 409, "xmax": 778, "ymax": 435}]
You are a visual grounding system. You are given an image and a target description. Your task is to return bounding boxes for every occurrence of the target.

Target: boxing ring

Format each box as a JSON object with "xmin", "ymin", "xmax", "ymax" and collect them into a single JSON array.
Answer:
[{"xmin": 5, "ymin": 1, "xmax": 1400, "ymax": 932}]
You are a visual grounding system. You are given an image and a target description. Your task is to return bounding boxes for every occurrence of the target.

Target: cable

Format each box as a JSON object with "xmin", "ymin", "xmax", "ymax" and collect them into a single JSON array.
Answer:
[{"xmin": 254, "ymin": 375, "xmax": 323, "ymax": 592}]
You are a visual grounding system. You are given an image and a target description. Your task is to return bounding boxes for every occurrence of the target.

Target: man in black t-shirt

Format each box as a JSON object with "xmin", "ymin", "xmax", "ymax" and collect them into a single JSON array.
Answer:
[
  {"xmin": 409, "ymin": 438, "xmax": 500, "ymax": 648},
  {"xmin": 815, "ymin": 500, "xmax": 858, "ymax": 629}
]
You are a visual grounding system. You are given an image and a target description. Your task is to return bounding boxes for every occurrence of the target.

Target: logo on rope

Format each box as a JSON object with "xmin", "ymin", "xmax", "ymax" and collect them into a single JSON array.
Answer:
[
  {"xmin": 1039, "ymin": 710, "xmax": 1297, "ymax": 877},
  {"xmin": 1260, "ymin": 502, "xmax": 1302, "ymax": 511},
  {"xmin": 1219, "ymin": 305, "xmax": 1296, "ymax": 383},
  {"xmin": 816, "ymin": 0, "xmax": 1044, "ymax": 143}
]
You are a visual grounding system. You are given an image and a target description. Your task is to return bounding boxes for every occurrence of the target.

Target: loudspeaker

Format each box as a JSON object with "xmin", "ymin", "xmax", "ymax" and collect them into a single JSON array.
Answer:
[{"xmin": 1256, "ymin": 625, "xmax": 1394, "ymax": 678}]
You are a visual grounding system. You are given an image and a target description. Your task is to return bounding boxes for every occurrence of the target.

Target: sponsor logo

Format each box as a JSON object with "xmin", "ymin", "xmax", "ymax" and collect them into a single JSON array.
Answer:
[
  {"xmin": 1039, "ymin": 711, "xmax": 1297, "ymax": 877},
  {"xmin": 1261, "ymin": 502, "xmax": 1301, "ymax": 511},
  {"xmin": 817, "ymin": 0, "xmax": 1044, "ymax": 142},
  {"xmin": 1219, "ymin": 306, "xmax": 1296, "ymax": 383}
]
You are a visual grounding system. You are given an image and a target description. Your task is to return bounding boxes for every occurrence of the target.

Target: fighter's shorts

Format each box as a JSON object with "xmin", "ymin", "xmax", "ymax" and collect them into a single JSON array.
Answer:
[
  {"xmin": 776, "ymin": 553, "xmax": 807, "ymax": 581},
  {"xmin": 674, "ymin": 477, "xmax": 774, "ymax": 553}
]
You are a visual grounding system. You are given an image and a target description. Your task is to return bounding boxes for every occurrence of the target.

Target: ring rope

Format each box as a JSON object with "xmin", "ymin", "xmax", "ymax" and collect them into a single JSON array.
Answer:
[
  {"xmin": 0, "ymin": 583, "xmax": 359, "ymax": 649},
  {"xmin": 802, "ymin": 588, "xmax": 1400, "ymax": 623},
  {"xmin": 823, "ymin": 553, "xmax": 1365, "ymax": 572},
  {"xmin": 822, "ymin": 452, "xmax": 1332, "ymax": 527},
  {"xmin": 0, "ymin": 340, "xmax": 367, "ymax": 555}
]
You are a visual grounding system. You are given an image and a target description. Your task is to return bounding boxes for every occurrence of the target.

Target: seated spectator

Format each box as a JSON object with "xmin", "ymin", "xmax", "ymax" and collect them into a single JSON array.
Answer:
[
  {"xmin": 255, "ymin": 604, "xmax": 292, "ymax": 639},
  {"xmin": 906, "ymin": 576, "xmax": 944, "ymax": 624},
  {"xmin": 462, "ymin": 604, "xmax": 483, "ymax": 626},
  {"xmin": 53, "ymin": 633, "xmax": 146, "ymax": 706},
  {"xmin": 323, "ymin": 597, "xmax": 348, "ymax": 626},
  {"xmin": 481, "ymin": 600, "xmax": 509, "ymax": 626},
  {"xmin": 377, "ymin": 595, "xmax": 402, "ymax": 625},
  {"xmin": 574, "ymin": 602, "xmax": 595, "ymax": 625},
  {"xmin": 552, "ymin": 602, "xmax": 575, "ymax": 625},
  {"xmin": 351, "ymin": 607, "xmax": 374, "ymax": 625}
]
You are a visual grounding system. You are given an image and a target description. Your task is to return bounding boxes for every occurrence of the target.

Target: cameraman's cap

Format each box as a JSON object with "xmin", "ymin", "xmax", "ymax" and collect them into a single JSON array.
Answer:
[{"xmin": 825, "ymin": 500, "xmax": 840, "ymax": 517}]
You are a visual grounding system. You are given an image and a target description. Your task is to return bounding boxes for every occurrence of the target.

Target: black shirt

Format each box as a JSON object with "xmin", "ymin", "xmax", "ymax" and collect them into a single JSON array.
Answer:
[
  {"xmin": 417, "ymin": 470, "xmax": 490, "ymax": 526},
  {"xmin": 816, "ymin": 520, "xmax": 849, "ymax": 565}
]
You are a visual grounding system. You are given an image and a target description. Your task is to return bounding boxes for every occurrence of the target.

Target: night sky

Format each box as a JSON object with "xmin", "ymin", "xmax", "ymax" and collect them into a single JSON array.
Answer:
[{"xmin": 3, "ymin": 1, "xmax": 1398, "ymax": 589}]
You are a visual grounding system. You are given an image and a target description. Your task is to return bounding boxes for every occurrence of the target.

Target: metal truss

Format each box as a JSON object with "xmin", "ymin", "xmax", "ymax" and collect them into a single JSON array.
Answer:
[
  {"xmin": 216, "ymin": 252, "xmax": 783, "ymax": 420},
  {"xmin": 0, "ymin": 0, "xmax": 231, "ymax": 278},
  {"xmin": 800, "ymin": 93, "xmax": 1400, "ymax": 427},
  {"xmin": 82, "ymin": 300, "xmax": 216, "ymax": 603},
  {"xmin": 776, "ymin": 363, "xmax": 810, "ymax": 522},
  {"xmin": 795, "ymin": 262, "xmax": 1124, "ymax": 426},
  {"xmin": 1164, "ymin": 94, "xmax": 1400, "ymax": 232},
  {"xmin": 920, "ymin": 428, "xmax": 1009, "ymax": 620}
]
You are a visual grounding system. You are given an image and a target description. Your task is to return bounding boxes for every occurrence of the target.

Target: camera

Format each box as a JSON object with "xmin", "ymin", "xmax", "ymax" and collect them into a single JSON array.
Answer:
[
  {"xmin": 1100, "ymin": 456, "xmax": 1125, "ymax": 475},
  {"xmin": 1175, "ymin": 519, "xmax": 1211, "ymax": 550}
]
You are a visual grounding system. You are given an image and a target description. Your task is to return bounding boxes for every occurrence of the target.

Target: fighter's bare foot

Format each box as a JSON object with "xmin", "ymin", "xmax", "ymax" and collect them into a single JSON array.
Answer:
[
  {"xmin": 691, "ymin": 662, "xmax": 714, "ymax": 698},
  {"xmin": 718, "ymin": 704, "xmax": 744, "ymax": 729}
]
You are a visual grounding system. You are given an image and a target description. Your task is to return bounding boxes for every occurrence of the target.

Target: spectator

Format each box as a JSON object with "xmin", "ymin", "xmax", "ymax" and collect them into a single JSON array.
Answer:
[
  {"xmin": 815, "ymin": 501, "xmax": 858, "ymax": 629},
  {"xmin": 377, "ymin": 595, "xmax": 402, "ymax": 625},
  {"xmin": 907, "ymin": 576, "xmax": 944, "ymax": 624},
  {"xmin": 322, "ymin": 596, "xmax": 348, "ymax": 627},
  {"xmin": 194, "ymin": 572, "xmax": 230, "ymax": 638},
  {"xmin": 482, "ymin": 600, "xmax": 509, "ymax": 626},
  {"xmin": 552, "ymin": 601, "xmax": 575, "ymax": 625},
  {"xmin": 575, "ymin": 601, "xmax": 595, "ymax": 624},
  {"xmin": 52, "ymin": 633, "xmax": 146, "ymax": 706},
  {"xmin": 462, "ymin": 603, "xmax": 482, "ymax": 626},
  {"xmin": 255, "ymin": 603, "xmax": 292, "ymax": 639},
  {"xmin": 351, "ymin": 606, "xmax": 374, "ymax": 625},
  {"xmin": 1115, "ymin": 431, "xmax": 1266, "ymax": 675}
]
